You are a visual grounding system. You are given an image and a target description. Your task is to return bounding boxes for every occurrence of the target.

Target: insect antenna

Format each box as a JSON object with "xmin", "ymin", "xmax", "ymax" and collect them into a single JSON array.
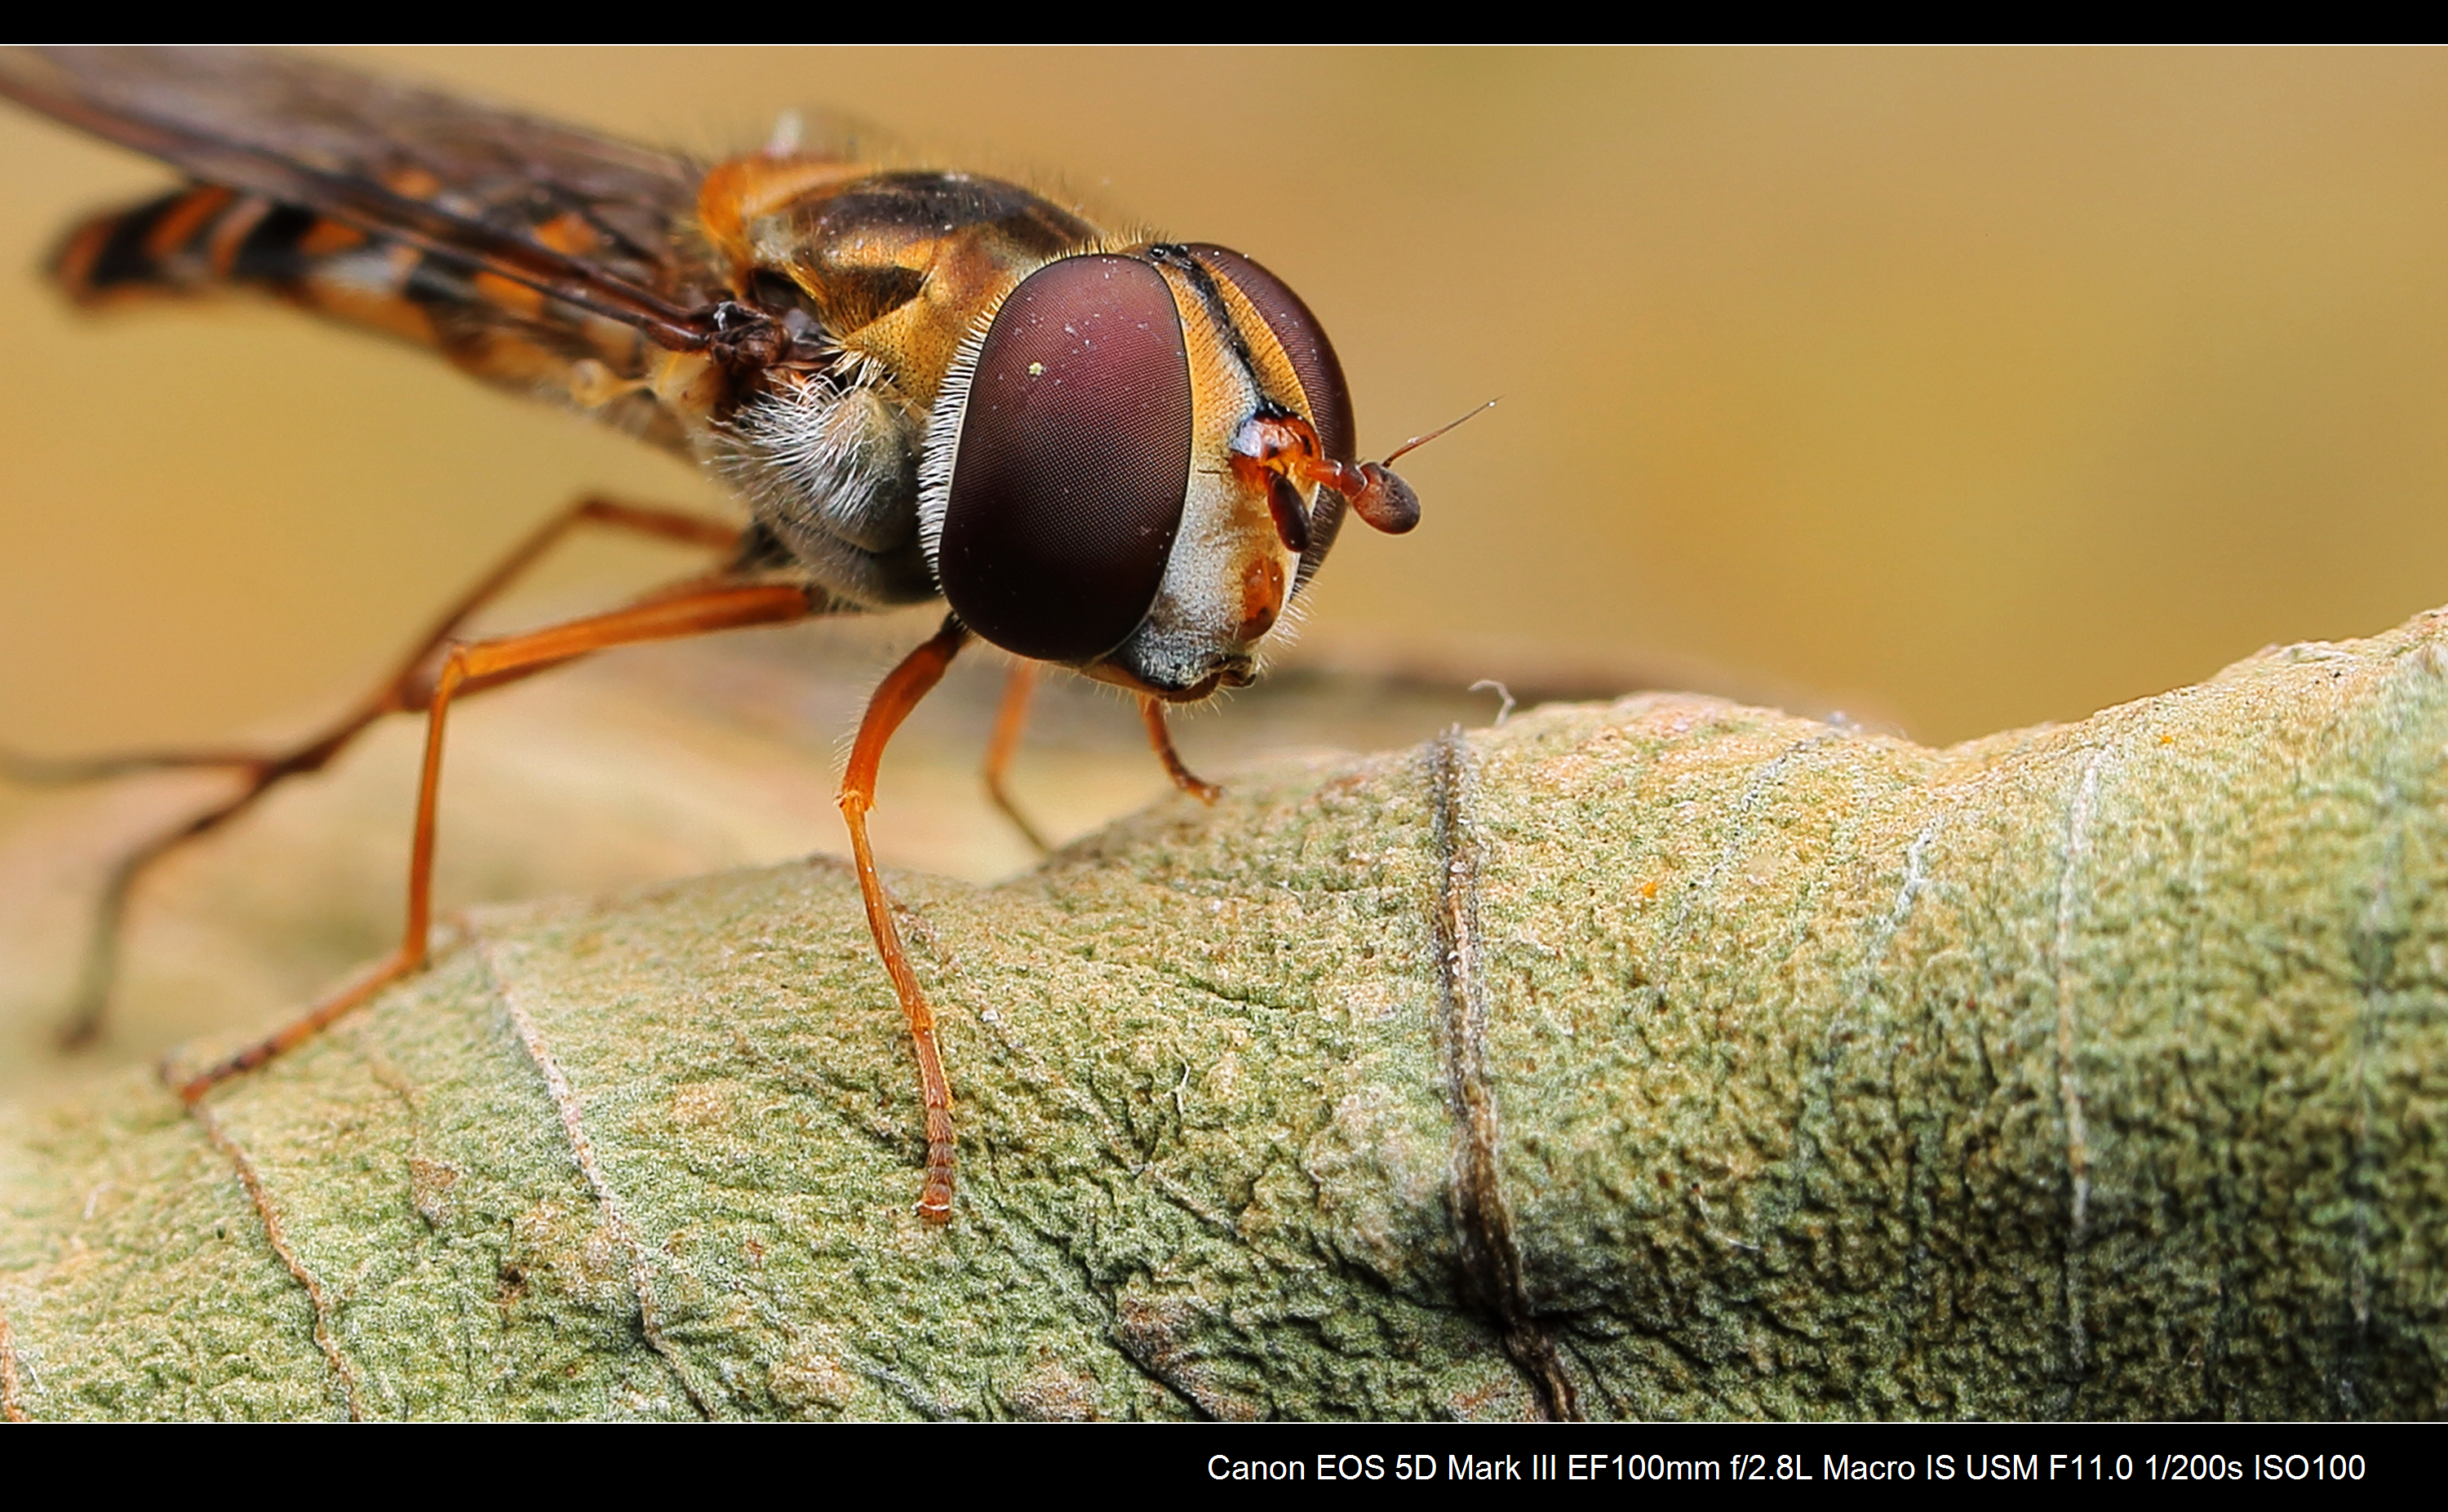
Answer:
[
  {"xmin": 1378, "ymin": 397, "xmax": 1500, "ymax": 468},
  {"xmin": 1334, "ymin": 397, "xmax": 1498, "ymax": 535}
]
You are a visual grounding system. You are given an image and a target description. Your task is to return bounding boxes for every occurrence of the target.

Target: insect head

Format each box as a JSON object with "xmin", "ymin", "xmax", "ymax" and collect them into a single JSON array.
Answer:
[{"xmin": 919, "ymin": 242, "xmax": 1420, "ymax": 702}]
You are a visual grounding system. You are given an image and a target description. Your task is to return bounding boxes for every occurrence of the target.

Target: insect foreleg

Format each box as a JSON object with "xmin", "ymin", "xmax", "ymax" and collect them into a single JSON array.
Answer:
[
  {"xmin": 839, "ymin": 614, "xmax": 972, "ymax": 1225},
  {"xmin": 170, "ymin": 580, "xmax": 816, "ymax": 1102}
]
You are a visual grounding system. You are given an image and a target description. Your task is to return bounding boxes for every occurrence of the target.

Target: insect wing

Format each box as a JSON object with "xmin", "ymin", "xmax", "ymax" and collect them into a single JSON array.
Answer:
[{"xmin": 0, "ymin": 46, "xmax": 723, "ymax": 348}]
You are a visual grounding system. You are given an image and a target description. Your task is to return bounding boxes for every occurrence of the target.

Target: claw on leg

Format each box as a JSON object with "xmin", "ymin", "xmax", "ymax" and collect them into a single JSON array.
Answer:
[{"xmin": 170, "ymin": 944, "xmax": 421, "ymax": 1099}]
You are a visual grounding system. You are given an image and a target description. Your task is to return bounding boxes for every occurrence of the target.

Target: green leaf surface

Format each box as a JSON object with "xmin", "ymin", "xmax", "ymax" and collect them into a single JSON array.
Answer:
[{"xmin": 7, "ymin": 612, "xmax": 2447, "ymax": 1419}]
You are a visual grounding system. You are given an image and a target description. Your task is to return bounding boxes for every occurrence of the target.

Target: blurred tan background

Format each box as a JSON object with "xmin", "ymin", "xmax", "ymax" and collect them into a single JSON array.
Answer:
[{"xmin": 10, "ymin": 47, "xmax": 2448, "ymax": 1088}]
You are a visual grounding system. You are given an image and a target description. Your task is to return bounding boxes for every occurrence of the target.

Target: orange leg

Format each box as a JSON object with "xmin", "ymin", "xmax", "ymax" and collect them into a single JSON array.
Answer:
[
  {"xmin": 838, "ymin": 614, "xmax": 971, "ymax": 1225},
  {"xmin": 1, "ymin": 496, "xmax": 743, "ymax": 1047},
  {"xmin": 1140, "ymin": 695, "xmax": 1221, "ymax": 805},
  {"xmin": 171, "ymin": 580, "xmax": 815, "ymax": 1101},
  {"xmin": 983, "ymin": 661, "xmax": 1053, "ymax": 856}
]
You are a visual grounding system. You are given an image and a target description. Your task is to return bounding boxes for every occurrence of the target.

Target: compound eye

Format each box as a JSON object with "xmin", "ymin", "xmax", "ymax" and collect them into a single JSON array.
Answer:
[
  {"xmin": 938, "ymin": 255, "xmax": 1193, "ymax": 662},
  {"xmin": 1188, "ymin": 244, "xmax": 1355, "ymax": 462}
]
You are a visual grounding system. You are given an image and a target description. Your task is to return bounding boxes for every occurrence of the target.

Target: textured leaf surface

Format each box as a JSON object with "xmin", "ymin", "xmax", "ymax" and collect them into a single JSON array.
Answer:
[{"xmin": 6, "ymin": 612, "xmax": 2447, "ymax": 1419}]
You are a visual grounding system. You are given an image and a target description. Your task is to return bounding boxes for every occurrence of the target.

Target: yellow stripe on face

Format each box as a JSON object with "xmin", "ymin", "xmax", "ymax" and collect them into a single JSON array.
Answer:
[
  {"xmin": 1201, "ymin": 265, "xmax": 1314, "ymax": 437},
  {"xmin": 1142, "ymin": 258, "xmax": 1297, "ymax": 658}
]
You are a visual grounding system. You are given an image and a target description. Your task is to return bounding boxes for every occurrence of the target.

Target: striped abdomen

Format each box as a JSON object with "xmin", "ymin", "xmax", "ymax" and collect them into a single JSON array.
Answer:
[{"xmin": 55, "ymin": 183, "xmax": 686, "ymax": 450}]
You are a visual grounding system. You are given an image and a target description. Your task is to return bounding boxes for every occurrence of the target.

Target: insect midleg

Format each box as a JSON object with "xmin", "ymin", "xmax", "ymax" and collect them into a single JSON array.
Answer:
[
  {"xmin": 171, "ymin": 580, "xmax": 817, "ymax": 1102},
  {"xmin": 839, "ymin": 614, "xmax": 972, "ymax": 1225},
  {"xmin": 3, "ymin": 497, "xmax": 745, "ymax": 1048},
  {"xmin": 982, "ymin": 662, "xmax": 1053, "ymax": 856},
  {"xmin": 1139, "ymin": 696, "xmax": 1221, "ymax": 805}
]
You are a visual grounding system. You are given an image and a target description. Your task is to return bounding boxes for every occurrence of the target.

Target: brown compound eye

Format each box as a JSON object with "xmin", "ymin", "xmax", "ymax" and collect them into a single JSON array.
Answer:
[
  {"xmin": 937, "ymin": 255, "xmax": 1194, "ymax": 662},
  {"xmin": 1187, "ymin": 243, "xmax": 1355, "ymax": 463}
]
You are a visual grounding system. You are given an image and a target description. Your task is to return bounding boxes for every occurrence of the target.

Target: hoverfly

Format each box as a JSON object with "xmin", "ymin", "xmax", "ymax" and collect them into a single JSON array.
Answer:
[{"xmin": 0, "ymin": 47, "xmax": 1430, "ymax": 1222}]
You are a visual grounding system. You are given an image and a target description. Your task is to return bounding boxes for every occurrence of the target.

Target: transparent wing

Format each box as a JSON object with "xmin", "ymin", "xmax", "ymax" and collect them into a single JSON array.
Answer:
[{"xmin": 0, "ymin": 46, "xmax": 726, "ymax": 347}]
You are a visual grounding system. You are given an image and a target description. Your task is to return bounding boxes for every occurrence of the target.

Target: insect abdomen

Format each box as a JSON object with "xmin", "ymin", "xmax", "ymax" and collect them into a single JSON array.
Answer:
[
  {"xmin": 62, "ymin": 186, "xmax": 394, "ymax": 317},
  {"xmin": 53, "ymin": 184, "xmax": 685, "ymax": 450}
]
